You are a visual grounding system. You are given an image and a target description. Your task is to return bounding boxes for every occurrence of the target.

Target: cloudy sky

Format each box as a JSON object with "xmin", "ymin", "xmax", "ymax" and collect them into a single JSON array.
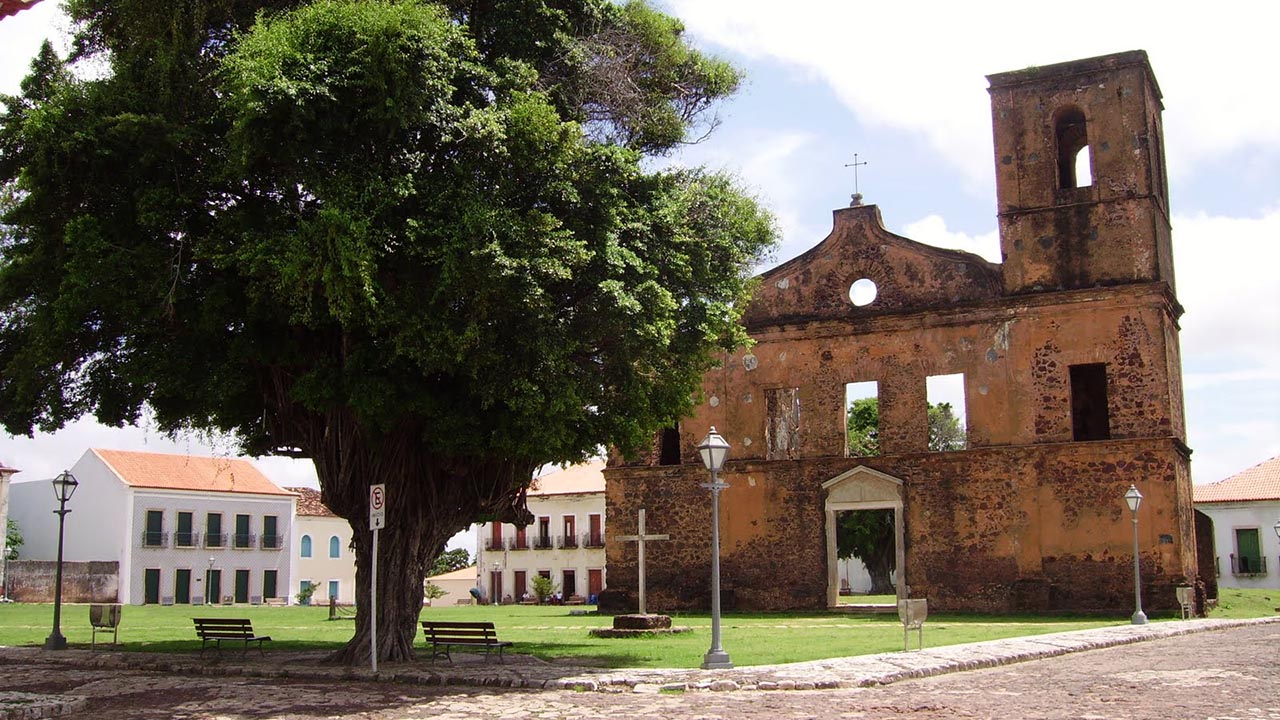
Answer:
[{"xmin": 1, "ymin": 1, "xmax": 1277, "ymax": 500}]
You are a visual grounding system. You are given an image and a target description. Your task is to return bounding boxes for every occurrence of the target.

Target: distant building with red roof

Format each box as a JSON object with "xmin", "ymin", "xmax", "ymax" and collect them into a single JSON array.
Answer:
[
  {"xmin": 1194, "ymin": 455, "xmax": 1280, "ymax": 590},
  {"xmin": 476, "ymin": 460, "xmax": 606, "ymax": 604},
  {"xmin": 284, "ymin": 486, "xmax": 355, "ymax": 605},
  {"xmin": 8, "ymin": 448, "xmax": 296, "ymax": 604}
]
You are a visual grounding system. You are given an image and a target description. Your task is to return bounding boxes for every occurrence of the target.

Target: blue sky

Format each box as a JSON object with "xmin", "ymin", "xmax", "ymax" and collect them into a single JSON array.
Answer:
[{"xmin": 2, "ymin": 1, "xmax": 1278, "ymax": 501}]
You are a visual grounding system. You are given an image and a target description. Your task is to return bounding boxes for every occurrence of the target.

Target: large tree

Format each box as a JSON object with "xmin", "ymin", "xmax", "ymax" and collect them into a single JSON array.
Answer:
[{"xmin": 0, "ymin": 0, "xmax": 775, "ymax": 663}]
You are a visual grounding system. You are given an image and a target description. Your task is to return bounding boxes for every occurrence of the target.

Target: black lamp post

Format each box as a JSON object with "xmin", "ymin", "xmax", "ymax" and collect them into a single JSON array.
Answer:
[
  {"xmin": 44, "ymin": 470, "xmax": 78, "ymax": 650},
  {"xmin": 698, "ymin": 427, "xmax": 733, "ymax": 669},
  {"xmin": 1123, "ymin": 484, "xmax": 1147, "ymax": 625}
]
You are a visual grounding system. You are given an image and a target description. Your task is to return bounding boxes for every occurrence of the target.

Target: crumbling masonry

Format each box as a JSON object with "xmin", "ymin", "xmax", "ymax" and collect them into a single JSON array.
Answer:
[{"xmin": 603, "ymin": 51, "xmax": 1201, "ymax": 615}]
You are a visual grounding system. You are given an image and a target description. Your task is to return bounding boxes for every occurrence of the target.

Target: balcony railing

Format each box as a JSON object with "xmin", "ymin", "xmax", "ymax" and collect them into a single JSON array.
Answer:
[
  {"xmin": 558, "ymin": 534, "xmax": 578, "ymax": 549},
  {"xmin": 582, "ymin": 533, "xmax": 604, "ymax": 549},
  {"xmin": 259, "ymin": 534, "xmax": 283, "ymax": 550},
  {"xmin": 532, "ymin": 536, "xmax": 553, "ymax": 550},
  {"xmin": 204, "ymin": 532, "xmax": 227, "ymax": 548},
  {"xmin": 233, "ymin": 532, "xmax": 256, "ymax": 549},
  {"xmin": 510, "ymin": 537, "xmax": 529, "ymax": 551},
  {"xmin": 140, "ymin": 531, "xmax": 168, "ymax": 548},
  {"xmin": 484, "ymin": 537, "xmax": 506, "ymax": 551},
  {"xmin": 174, "ymin": 531, "xmax": 198, "ymax": 548},
  {"xmin": 1230, "ymin": 553, "xmax": 1267, "ymax": 576}
]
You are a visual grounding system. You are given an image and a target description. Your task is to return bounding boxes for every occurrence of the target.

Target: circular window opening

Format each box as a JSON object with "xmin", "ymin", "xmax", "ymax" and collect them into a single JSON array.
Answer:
[{"xmin": 849, "ymin": 278, "xmax": 878, "ymax": 307}]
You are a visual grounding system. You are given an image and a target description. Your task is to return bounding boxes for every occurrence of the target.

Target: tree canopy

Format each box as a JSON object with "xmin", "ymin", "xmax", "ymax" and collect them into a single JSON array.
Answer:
[{"xmin": 0, "ymin": 0, "xmax": 776, "ymax": 663}]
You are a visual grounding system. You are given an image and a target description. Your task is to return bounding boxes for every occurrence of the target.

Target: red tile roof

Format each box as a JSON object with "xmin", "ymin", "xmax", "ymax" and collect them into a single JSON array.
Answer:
[
  {"xmin": 1194, "ymin": 455, "xmax": 1280, "ymax": 503},
  {"xmin": 286, "ymin": 486, "xmax": 337, "ymax": 516},
  {"xmin": 92, "ymin": 449, "xmax": 293, "ymax": 496},
  {"xmin": 529, "ymin": 459, "xmax": 606, "ymax": 496},
  {"xmin": 0, "ymin": 0, "xmax": 42, "ymax": 21}
]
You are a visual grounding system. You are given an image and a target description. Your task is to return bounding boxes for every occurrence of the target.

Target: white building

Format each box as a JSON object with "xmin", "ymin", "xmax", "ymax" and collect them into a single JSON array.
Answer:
[
  {"xmin": 8, "ymin": 448, "xmax": 296, "ymax": 604},
  {"xmin": 287, "ymin": 486, "xmax": 356, "ymax": 605},
  {"xmin": 1194, "ymin": 455, "xmax": 1280, "ymax": 590},
  {"xmin": 427, "ymin": 565, "xmax": 479, "ymax": 607},
  {"xmin": 476, "ymin": 460, "xmax": 605, "ymax": 604}
]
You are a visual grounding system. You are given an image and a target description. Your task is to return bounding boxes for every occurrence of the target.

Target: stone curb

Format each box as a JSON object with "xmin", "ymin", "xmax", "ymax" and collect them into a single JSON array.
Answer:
[
  {"xmin": 0, "ymin": 692, "xmax": 88, "ymax": 720},
  {"xmin": 4, "ymin": 616, "xmax": 1276, "ymax": 696}
]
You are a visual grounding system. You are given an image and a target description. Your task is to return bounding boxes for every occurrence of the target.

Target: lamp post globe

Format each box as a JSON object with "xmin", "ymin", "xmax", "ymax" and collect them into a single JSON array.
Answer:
[
  {"xmin": 1124, "ymin": 485, "xmax": 1147, "ymax": 625},
  {"xmin": 697, "ymin": 427, "xmax": 733, "ymax": 669},
  {"xmin": 44, "ymin": 470, "xmax": 78, "ymax": 650}
]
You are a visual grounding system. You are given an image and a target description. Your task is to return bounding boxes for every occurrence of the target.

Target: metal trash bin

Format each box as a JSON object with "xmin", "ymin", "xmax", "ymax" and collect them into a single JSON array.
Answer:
[{"xmin": 89, "ymin": 604, "xmax": 122, "ymax": 648}]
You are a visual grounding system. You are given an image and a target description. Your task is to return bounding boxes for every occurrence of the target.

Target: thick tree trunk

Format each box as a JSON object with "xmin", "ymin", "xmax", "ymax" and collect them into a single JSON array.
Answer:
[
  {"xmin": 865, "ymin": 547, "xmax": 896, "ymax": 596},
  {"xmin": 278, "ymin": 401, "xmax": 535, "ymax": 665}
]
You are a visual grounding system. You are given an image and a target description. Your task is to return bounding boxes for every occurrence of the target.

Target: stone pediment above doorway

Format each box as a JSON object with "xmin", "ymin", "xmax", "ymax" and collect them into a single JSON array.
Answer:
[{"xmin": 823, "ymin": 466, "xmax": 903, "ymax": 505}]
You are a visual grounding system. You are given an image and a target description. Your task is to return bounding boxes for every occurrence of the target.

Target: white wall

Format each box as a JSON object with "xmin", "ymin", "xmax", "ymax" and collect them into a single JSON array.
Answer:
[
  {"xmin": 292, "ymin": 514, "xmax": 356, "ymax": 605},
  {"xmin": 1198, "ymin": 501, "xmax": 1280, "ymax": 590}
]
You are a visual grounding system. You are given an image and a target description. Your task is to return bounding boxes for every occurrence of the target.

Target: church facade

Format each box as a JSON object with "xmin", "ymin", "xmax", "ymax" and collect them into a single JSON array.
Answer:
[{"xmin": 602, "ymin": 51, "xmax": 1203, "ymax": 615}]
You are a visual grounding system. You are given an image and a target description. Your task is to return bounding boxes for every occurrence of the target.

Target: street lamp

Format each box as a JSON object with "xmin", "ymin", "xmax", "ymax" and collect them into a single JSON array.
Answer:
[
  {"xmin": 206, "ymin": 557, "xmax": 215, "ymax": 605},
  {"xmin": 491, "ymin": 561, "xmax": 501, "ymax": 605},
  {"xmin": 698, "ymin": 427, "xmax": 733, "ymax": 669},
  {"xmin": 1123, "ymin": 485, "xmax": 1147, "ymax": 625},
  {"xmin": 44, "ymin": 470, "xmax": 78, "ymax": 650}
]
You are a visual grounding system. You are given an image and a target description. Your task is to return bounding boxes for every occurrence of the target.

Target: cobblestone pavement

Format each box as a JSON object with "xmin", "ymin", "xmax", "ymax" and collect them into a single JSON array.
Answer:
[{"xmin": 2, "ymin": 619, "xmax": 1277, "ymax": 719}]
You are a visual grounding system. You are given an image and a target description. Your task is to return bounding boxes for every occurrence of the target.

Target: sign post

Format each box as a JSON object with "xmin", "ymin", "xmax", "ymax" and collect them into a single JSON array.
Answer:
[{"xmin": 369, "ymin": 484, "xmax": 386, "ymax": 673}]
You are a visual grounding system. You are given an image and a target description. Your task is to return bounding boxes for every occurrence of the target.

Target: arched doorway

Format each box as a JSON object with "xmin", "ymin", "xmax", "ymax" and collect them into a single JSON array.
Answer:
[{"xmin": 823, "ymin": 466, "xmax": 905, "ymax": 607}]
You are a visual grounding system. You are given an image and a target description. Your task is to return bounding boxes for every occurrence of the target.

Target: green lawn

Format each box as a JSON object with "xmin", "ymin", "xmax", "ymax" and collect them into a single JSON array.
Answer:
[{"xmin": 1, "ymin": 588, "xmax": 1271, "ymax": 668}]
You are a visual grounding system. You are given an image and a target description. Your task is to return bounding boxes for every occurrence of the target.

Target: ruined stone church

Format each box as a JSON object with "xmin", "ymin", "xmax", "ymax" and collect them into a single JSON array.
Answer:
[{"xmin": 603, "ymin": 51, "xmax": 1206, "ymax": 615}]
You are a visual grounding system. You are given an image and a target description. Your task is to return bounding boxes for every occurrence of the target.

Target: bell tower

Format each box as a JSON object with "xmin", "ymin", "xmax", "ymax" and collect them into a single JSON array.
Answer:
[{"xmin": 987, "ymin": 51, "xmax": 1174, "ymax": 295}]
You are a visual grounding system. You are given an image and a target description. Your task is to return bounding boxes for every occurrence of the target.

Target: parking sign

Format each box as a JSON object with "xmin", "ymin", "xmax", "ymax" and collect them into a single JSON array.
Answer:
[{"xmin": 369, "ymin": 484, "xmax": 386, "ymax": 529}]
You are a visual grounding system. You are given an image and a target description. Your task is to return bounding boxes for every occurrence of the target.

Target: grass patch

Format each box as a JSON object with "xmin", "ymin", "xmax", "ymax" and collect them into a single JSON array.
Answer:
[{"xmin": 0, "ymin": 591, "xmax": 1269, "ymax": 668}]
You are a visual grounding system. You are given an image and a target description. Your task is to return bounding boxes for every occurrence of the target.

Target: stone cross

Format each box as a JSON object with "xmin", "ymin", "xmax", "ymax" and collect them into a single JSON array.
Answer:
[
  {"xmin": 843, "ymin": 152, "xmax": 868, "ymax": 206},
  {"xmin": 615, "ymin": 508, "xmax": 669, "ymax": 615}
]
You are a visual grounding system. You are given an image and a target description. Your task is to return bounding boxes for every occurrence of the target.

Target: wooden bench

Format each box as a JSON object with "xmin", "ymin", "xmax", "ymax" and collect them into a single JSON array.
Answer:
[
  {"xmin": 193, "ymin": 618, "xmax": 272, "ymax": 658},
  {"xmin": 421, "ymin": 620, "xmax": 512, "ymax": 663}
]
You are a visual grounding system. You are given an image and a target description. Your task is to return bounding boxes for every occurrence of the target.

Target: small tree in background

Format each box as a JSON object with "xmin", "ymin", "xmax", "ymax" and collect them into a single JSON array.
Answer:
[
  {"xmin": 530, "ymin": 575, "xmax": 557, "ymax": 604},
  {"xmin": 428, "ymin": 548, "xmax": 470, "ymax": 577},
  {"xmin": 423, "ymin": 582, "xmax": 447, "ymax": 602},
  {"xmin": 4, "ymin": 519, "xmax": 21, "ymax": 561}
]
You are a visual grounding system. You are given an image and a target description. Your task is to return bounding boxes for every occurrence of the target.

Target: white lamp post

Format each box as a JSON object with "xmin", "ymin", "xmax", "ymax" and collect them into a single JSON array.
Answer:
[
  {"xmin": 44, "ymin": 470, "xmax": 78, "ymax": 650},
  {"xmin": 1123, "ymin": 485, "xmax": 1147, "ymax": 625},
  {"xmin": 698, "ymin": 427, "xmax": 733, "ymax": 669}
]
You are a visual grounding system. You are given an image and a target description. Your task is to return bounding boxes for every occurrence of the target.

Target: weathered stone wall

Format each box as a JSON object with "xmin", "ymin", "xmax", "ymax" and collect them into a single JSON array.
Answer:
[
  {"xmin": 606, "ymin": 439, "xmax": 1193, "ymax": 615},
  {"xmin": 604, "ymin": 52, "xmax": 1196, "ymax": 617},
  {"xmin": 6, "ymin": 560, "xmax": 119, "ymax": 603}
]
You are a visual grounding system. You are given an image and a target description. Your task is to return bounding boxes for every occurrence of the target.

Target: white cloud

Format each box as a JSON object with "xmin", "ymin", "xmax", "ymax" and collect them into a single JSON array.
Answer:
[
  {"xmin": 667, "ymin": 1, "xmax": 1280, "ymax": 188},
  {"xmin": 900, "ymin": 215, "xmax": 1001, "ymax": 263},
  {"xmin": 1173, "ymin": 208, "xmax": 1280, "ymax": 367}
]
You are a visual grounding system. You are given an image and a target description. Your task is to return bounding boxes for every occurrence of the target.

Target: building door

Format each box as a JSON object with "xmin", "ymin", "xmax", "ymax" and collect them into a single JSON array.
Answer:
[
  {"xmin": 207, "ymin": 569, "xmax": 222, "ymax": 604},
  {"xmin": 144, "ymin": 568, "xmax": 161, "ymax": 604},
  {"xmin": 1236, "ymin": 528, "xmax": 1262, "ymax": 573},
  {"xmin": 588, "ymin": 514, "xmax": 602, "ymax": 547},
  {"xmin": 144, "ymin": 510, "xmax": 164, "ymax": 547},
  {"xmin": 490, "ymin": 570, "xmax": 503, "ymax": 604},
  {"xmin": 328, "ymin": 580, "xmax": 339, "ymax": 602},
  {"xmin": 562, "ymin": 516, "xmax": 577, "ymax": 548},
  {"xmin": 263, "ymin": 570, "xmax": 278, "ymax": 601},
  {"xmin": 562, "ymin": 569, "xmax": 576, "ymax": 598},
  {"xmin": 176, "ymin": 512, "xmax": 194, "ymax": 547},
  {"xmin": 513, "ymin": 570, "xmax": 527, "ymax": 600},
  {"xmin": 588, "ymin": 569, "xmax": 603, "ymax": 599},
  {"xmin": 175, "ymin": 568, "xmax": 191, "ymax": 604},
  {"xmin": 234, "ymin": 569, "xmax": 250, "ymax": 604}
]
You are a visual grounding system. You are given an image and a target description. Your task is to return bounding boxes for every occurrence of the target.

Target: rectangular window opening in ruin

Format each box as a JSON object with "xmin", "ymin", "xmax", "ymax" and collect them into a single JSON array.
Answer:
[
  {"xmin": 765, "ymin": 387, "xmax": 802, "ymax": 460},
  {"xmin": 926, "ymin": 373, "xmax": 968, "ymax": 452},
  {"xmin": 1069, "ymin": 363, "xmax": 1111, "ymax": 441},
  {"xmin": 658, "ymin": 425, "xmax": 681, "ymax": 465},
  {"xmin": 845, "ymin": 381, "xmax": 879, "ymax": 458}
]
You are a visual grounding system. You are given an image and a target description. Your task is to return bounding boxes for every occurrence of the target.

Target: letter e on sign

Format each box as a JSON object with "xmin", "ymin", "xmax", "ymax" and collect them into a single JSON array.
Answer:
[{"xmin": 369, "ymin": 484, "xmax": 387, "ymax": 530}]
